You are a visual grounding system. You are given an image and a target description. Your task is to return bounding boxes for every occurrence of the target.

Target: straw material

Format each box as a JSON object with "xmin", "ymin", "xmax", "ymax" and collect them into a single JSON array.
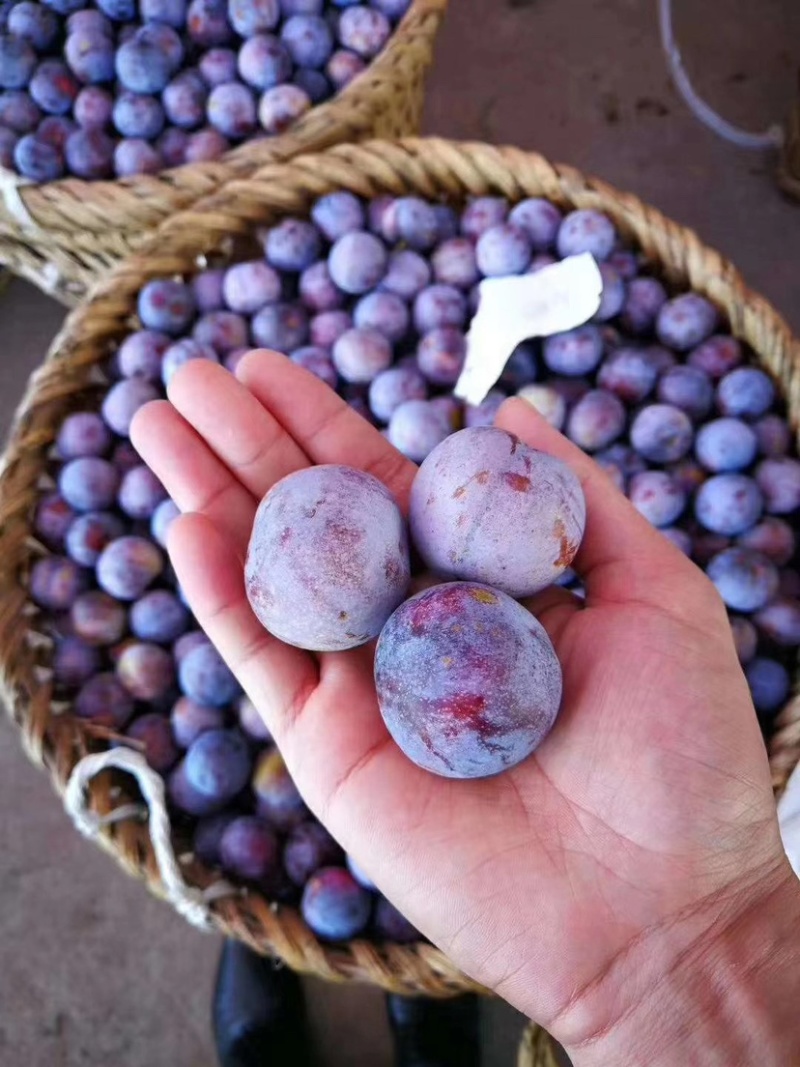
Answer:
[
  {"xmin": 0, "ymin": 0, "xmax": 447, "ymax": 306},
  {"xmin": 517, "ymin": 1024, "xmax": 561, "ymax": 1067},
  {"xmin": 2, "ymin": 139, "xmax": 800, "ymax": 1012}
]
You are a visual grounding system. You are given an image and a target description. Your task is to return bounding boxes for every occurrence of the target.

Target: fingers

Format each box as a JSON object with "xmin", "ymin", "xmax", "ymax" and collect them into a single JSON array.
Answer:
[
  {"xmin": 131, "ymin": 400, "xmax": 256, "ymax": 551},
  {"xmin": 521, "ymin": 585, "xmax": 584, "ymax": 650},
  {"xmin": 237, "ymin": 350, "xmax": 417, "ymax": 512},
  {"xmin": 167, "ymin": 512, "xmax": 319, "ymax": 726},
  {"xmin": 496, "ymin": 398, "xmax": 703, "ymax": 611},
  {"xmin": 167, "ymin": 360, "xmax": 310, "ymax": 500}
]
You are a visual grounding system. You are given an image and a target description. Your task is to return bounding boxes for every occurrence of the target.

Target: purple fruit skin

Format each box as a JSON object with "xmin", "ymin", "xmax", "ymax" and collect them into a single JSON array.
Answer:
[
  {"xmin": 346, "ymin": 853, "xmax": 376, "ymax": 890},
  {"xmin": 168, "ymin": 761, "xmax": 225, "ymax": 816},
  {"xmin": 556, "ymin": 209, "xmax": 616, "ymax": 261},
  {"xmin": 97, "ymin": 535, "xmax": 163, "ymax": 600},
  {"xmin": 9, "ymin": 3, "xmax": 59, "ymax": 49},
  {"xmin": 566, "ymin": 389, "xmax": 625, "ymax": 452},
  {"xmin": 738, "ymin": 518, "xmax": 796, "ymax": 566},
  {"xmin": 162, "ymin": 338, "xmax": 219, "ymax": 385},
  {"xmin": 688, "ymin": 335, "xmax": 742, "ymax": 379},
  {"xmin": 596, "ymin": 347, "xmax": 657, "ymax": 403},
  {"xmin": 591, "ymin": 263, "xmax": 626, "ymax": 323},
  {"xmin": 309, "ymin": 193, "xmax": 364, "ymax": 245},
  {"xmin": 754, "ymin": 598, "xmax": 800, "ymax": 648},
  {"xmin": 118, "ymin": 464, "xmax": 167, "ymax": 519},
  {"xmin": 66, "ymin": 510, "xmax": 124, "ymax": 566},
  {"xmin": 416, "ymin": 326, "xmax": 465, "ymax": 387},
  {"xmin": 695, "ymin": 418, "xmax": 758, "ymax": 473},
  {"xmin": 207, "ymin": 81, "xmax": 256, "ymax": 139},
  {"xmin": 0, "ymin": 90, "xmax": 41, "ymax": 133},
  {"xmin": 151, "ymin": 497, "xmax": 180, "ymax": 547},
  {"xmin": 75, "ymin": 672, "xmax": 135, "ymax": 728},
  {"xmin": 755, "ymin": 459, "xmax": 800, "ymax": 515},
  {"xmin": 138, "ymin": 279, "xmax": 195, "ymax": 335},
  {"xmin": 353, "ymin": 290, "xmax": 408, "ymax": 343},
  {"xmin": 53, "ymin": 635, "xmax": 101, "ymax": 688},
  {"xmin": 223, "ymin": 260, "xmax": 281, "ymax": 314},
  {"xmin": 179, "ymin": 640, "xmax": 240, "ymax": 705},
  {"xmin": 290, "ymin": 346, "xmax": 337, "ymax": 387},
  {"xmin": 516, "ymin": 384, "xmax": 566, "ymax": 430},
  {"xmin": 192, "ymin": 268, "xmax": 225, "ymax": 311},
  {"xmin": 717, "ymin": 367, "xmax": 776, "ymax": 419},
  {"xmin": 431, "ymin": 237, "xmax": 478, "ymax": 289},
  {"xmin": 29, "ymin": 555, "xmax": 87, "ymax": 611},
  {"xmin": 56, "ymin": 412, "xmax": 112, "ymax": 459},
  {"xmin": 543, "ymin": 325, "xmax": 604, "ymax": 377},
  {"xmin": 374, "ymin": 897, "xmax": 418, "ymax": 943},
  {"xmin": 707, "ymin": 547, "xmax": 778, "ymax": 613},
  {"xmin": 464, "ymin": 389, "xmax": 505, "ymax": 430},
  {"xmin": 253, "ymin": 748, "xmax": 307, "ymax": 830},
  {"xmin": 171, "ymin": 697, "xmax": 226, "ymax": 748},
  {"xmin": 754, "ymin": 415, "xmax": 791, "ymax": 459},
  {"xmin": 131, "ymin": 589, "xmax": 189, "ymax": 643},
  {"xmin": 460, "ymin": 197, "xmax": 508, "ymax": 239},
  {"xmin": 368, "ymin": 364, "xmax": 426, "ymax": 422},
  {"xmin": 619, "ymin": 276, "xmax": 667, "ymax": 335},
  {"xmin": 387, "ymin": 399, "xmax": 450, "ymax": 463},
  {"xmin": 102, "ymin": 378, "xmax": 160, "ymax": 436},
  {"xmin": 694, "ymin": 473, "xmax": 763, "ymax": 537},
  {"xmin": 157, "ymin": 125, "xmax": 189, "ymax": 166},
  {"xmin": 410, "ymin": 427, "xmax": 586, "ymax": 597},
  {"xmin": 237, "ymin": 33, "xmax": 291, "ymax": 90},
  {"xmin": 661, "ymin": 526, "xmax": 693, "ymax": 556},
  {"xmin": 163, "ymin": 71, "xmax": 207, "ymax": 129},
  {"xmin": 299, "ymin": 260, "xmax": 344, "ymax": 312},
  {"xmin": 59, "ymin": 457, "xmax": 119, "ymax": 511},
  {"xmin": 192, "ymin": 310, "xmax": 249, "ymax": 353},
  {"xmin": 281, "ymin": 12, "xmax": 333, "ymax": 67},
  {"xmin": 238, "ymin": 693, "xmax": 272, "ymax": 741},
  {"xmin": 70, "ymin": 589, "xmax": 127, "ymax": 645},
  {"xmin": 746, "ymin": 657, "xmax": 790, "ymax": 716},
  {"xmin": 284, "ymin": 820, "xmax": 342, "ymax": 885},
  {"xmin": 375, "ymin": 582, "xmax": 563, "ymax": 778},
  {"xmin": 126, "ymin": 713, "xmax": 180, "ymax": 772},
  {"xmin": 310, "ymin": 309, "xmax": 351, "ymax": 348},
  {"xmin": 251, "ymin": 302, "xmax": 309, "ymax": 352},
  {"xmin": 257, "ymin": 82, "xmax": 311, "ymax": 132},
  {"xmin": 475, "ymin": 221, "xmax": 531, "ymax": 277},
  {"xmin": 117, "ymin": 641, "xmax": 175, "ymax": 700},
  {"xmin": 656, "ymin": 293, "xmax": 718, "ymax": 352},
  {"xmin": 65, "ymin": 29, "xmax": 115, "ymax": 85},
  {"xmin": 381, "ymin": 249, "xmax": 431, "ymax": 300},
  {"xmin": 630, "ymin": 404, "xmax": 693, "ymax": 464},
  {"xmin": 629, "ymin": 470, "xmax": 686, "ymax": 528},
  {"xmin": 184, "ymin": 728, "xmax": 252, "ymax": 806},
  {"xmin": 193, "ymin": 811, "xmax": 237, "ymax": 865},
  {"xmin": 118, "ymin": 330, "xmax": 169, "ymax": 379},
  {"xmin": 412, "ymin": 284, "xmax": 466, "ymax": 334},
  {"xmin": 729, "ymin": 615, "xmax": 758, "ymax": 664},
  {"xmin": 331, "ymin": 327, "xmax": 391, "ymax": 383},
  {"xmin": 198, "ymin": 46, "xmax": 238, "ymax": 86},
  {"xmin": 499, "ymin": 343, "xmax": 537, "ymax": 391},
  {"xmin": 13, "ymin": 133, "xmax": 63, "ymax": 180},
  {"xmin": 220, "ymin": 816, "xmax": 279, "ymax": 881},
  {"xmin": 656, "ymin": 365, "xmax": 714, "ymax": 421},
  {"xmin": 246, "ymin": 465, "xmax": 409, "ymax": 651},
  {"xmin": 34, "ymin": 492, "xmax": 76, "ymax": 550},
  {"xmin": 508, "ymin": 197, "xmax": 562, "ymax": 251},
  {"xmin": 337, "ymin": 5, "xmax": 390, "ymax": 58},
  {"xmin": 328, "ymin": 231, "xmax": 388, "ymax": 295},
  {"xmin": 184, "ymin": 126, "xmax": 228, "ymax": 161},
  {"xmin": 301, "ymin": 867, "xmax": 371, "ymax": 941}
]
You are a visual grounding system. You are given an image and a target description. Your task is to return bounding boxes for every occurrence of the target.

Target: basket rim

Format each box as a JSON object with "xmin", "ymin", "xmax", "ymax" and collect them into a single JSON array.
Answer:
[
  {"xmin": 2, "ymin": 135, "xmax": 800, "ymax": 996},
  {"xmin": 0, "ymin": 0, "xmax": 448, "ymax": 237}
]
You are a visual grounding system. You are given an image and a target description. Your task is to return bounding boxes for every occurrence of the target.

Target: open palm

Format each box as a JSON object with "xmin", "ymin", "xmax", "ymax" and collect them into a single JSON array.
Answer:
[{"xmin": 132, "ymin": 352, "xmax": 791, "ymax": 1055}]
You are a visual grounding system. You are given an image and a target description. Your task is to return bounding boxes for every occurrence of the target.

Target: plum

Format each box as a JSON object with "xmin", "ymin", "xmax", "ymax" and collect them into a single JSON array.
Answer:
[
  {"xmin": 30, "ymin": 555, "xmax": 87, "ymax": 611},
  {"xmin": 125, "ymin": 713, "xmax": 180, "ymax": 772},
  {"xmin": 53, "ymin": 636, "xmax": 101, "ymax": 689},
  {"xmin": 237, "ymin": 694, "xmax": 271, "ymax": 742},
  {"xmin": 409, "ymin": 427, "xmax": 585, "ymax": 598},
  {"xmin": 374, "ymin": 897, "xmax": 418, "ymax": 943},
  {"xmin": 117, "ymin": 641, "xmax": 176, "ymax": 700},
  {"xmin": 253, "ymin": 748, "xmax": 307, "ymax": 829},
  {"xmin": 746, "ymin": 657, "xmax": 790, "ymax": 716},
  {"xmin": 375, "ymin": 582, "xmax": 563, "ymax": 778},
  {"xmin": 171, "ymin": 696, "xmax": 226, "ymax": 747},
  {"xmin": 75, "ymin": 672, "xmax": 135, "ymax": 728},
  {"xmin": 97, "ymin": 536, "xmax": 163, "ymax": 600},
  {"xmin": 284, "ymin": 820, "xmax": 342, "ymax": 885},
  {"xmin": 70, "ymin": 590, "xmax": 127, "ymax": 646},
  {"xmin": 245, "ymin": 465, "xmax": 409, "ymax": 651},
  {"xmin": 183, "ymin": 728, "xmax": 252, "ymax": 807},
  {"xmin": 178, "ymin": 639, "xmax": 240, "ymax": 706},
  {"xmin": 706, "ymin": 547, "xmax": 778, "ymax": 613},
  {"xmin": 220, "ymin": 816, "xmax": 279, "ymax": 882},
  {"xmin": 301, "ymin": 867, "xmax": 371, "ymax": 941}
]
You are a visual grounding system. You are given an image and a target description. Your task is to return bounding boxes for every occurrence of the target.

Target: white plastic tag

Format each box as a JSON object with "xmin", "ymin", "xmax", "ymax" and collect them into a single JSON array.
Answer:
[{"xmin": 455, "ymin": 253, "xmax": 604, "ymax": 407}]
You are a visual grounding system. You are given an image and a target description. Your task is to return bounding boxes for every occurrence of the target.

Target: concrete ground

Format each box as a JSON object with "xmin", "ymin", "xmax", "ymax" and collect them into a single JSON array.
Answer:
[{"xmin": 1, "ymin": 1, "xmax": 799, "ymax": 1064}]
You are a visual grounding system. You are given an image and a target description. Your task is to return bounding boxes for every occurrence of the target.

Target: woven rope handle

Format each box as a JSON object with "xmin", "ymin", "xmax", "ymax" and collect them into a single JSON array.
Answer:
[{"xmin": 64, "ymin": 748, "xmax": 235, "ymax": 930}]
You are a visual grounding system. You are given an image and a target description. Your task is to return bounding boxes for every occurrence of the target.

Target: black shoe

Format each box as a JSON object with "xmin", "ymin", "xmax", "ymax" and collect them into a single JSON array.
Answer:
[
  {"xmin": 386, "ymin": 993, "xmax": 481, "ymax": 1067},
  {"xmin": 213, "ymin": 940, "xmax": 315, "ymax": 1067}
]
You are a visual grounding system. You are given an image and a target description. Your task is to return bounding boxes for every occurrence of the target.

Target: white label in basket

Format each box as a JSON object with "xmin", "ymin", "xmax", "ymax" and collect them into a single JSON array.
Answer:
[{"xmin": 455, "ymin": 253, "xmax": 604, "ymax": 407}]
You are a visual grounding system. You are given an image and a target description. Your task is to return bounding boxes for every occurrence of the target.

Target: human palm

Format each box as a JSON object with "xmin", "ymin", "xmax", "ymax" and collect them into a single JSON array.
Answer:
[{"xmin": 132, "ymin": 352, "xmax": 791, "ymax": 1056}]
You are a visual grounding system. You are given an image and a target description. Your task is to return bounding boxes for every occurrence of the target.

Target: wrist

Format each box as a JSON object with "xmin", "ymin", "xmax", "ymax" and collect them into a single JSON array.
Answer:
[{"xmin": 554, "ymin": 861, "xmax": 800, "ymax": 1067}]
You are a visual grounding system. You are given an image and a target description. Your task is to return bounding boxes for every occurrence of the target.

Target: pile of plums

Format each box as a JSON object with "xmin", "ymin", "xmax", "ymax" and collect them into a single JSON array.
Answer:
[
  {"xmin": 28, "ymin": 188, "xmax": 800, "ymax": 943},
  {"xmin": 0, "ymin": 0, "xmax": 410, "ymax": 180}
]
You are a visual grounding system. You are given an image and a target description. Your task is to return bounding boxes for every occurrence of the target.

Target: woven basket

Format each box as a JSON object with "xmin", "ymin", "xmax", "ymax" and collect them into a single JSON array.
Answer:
[
  {"xmin": 2, "ymin": 141, "xmax": 800, "ymax": 1032},
  {"xmin": 0, "ymin": 0, "xmax": 446, "ymax": 307}
]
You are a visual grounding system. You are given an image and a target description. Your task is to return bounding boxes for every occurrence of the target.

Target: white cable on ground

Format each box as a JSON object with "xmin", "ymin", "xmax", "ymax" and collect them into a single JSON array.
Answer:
[
  {"xmin": 659, "ymin": 0, "xmax": 784, "ymax": 150},
  {"xmin": 65, "ymin": 747, "xmax": 237, "ymax": 931}
]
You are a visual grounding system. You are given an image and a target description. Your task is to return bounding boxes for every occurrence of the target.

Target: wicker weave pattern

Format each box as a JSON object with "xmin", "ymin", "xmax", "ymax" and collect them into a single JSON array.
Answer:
[
  {"xmin": 0, "ymin": 0, "xmax": 447, "ymax": 306},
  {"xmin": 2, "ymin": 140, "xmax": 799, "ymax": 1012}
]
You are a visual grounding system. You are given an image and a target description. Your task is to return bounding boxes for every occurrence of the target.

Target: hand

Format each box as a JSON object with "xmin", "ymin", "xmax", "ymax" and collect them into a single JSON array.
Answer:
[{"xmin": 132, "ymin": 352, "xmax": 800, "ymax": 1065}]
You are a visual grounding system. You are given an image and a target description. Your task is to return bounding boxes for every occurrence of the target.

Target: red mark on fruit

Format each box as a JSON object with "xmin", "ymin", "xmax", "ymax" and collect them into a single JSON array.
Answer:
[
  {"xmin": 452, "ymin": 486, "xmax": 466, "ymax": 499},
  {"xmin": 503, "ymin": 473, "xmax": 531, "ymax": 493},
  {"xmin": 476, "ymin": 470, "xmax": 489, "ymax": 485},
  {"xmin": 280, "ymin": 527, "xmax": 292, "ymax": 546},
  {"xmin": 553, "ymin": 518, "xmax": 576, "ymax": 568},
  {"xmin": 469, "ymin": 588, "xmax": 498, "ymax": 605}
]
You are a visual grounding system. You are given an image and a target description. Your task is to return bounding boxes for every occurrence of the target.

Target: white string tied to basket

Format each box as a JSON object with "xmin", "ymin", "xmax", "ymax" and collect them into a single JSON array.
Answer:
[
  {"xmin": 65, "ymin": 747, "xmax": 239, "ymax": 931},
  {"xmin": 659, "ymin": 0, "xmax": 785, "ymax": 151}
]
